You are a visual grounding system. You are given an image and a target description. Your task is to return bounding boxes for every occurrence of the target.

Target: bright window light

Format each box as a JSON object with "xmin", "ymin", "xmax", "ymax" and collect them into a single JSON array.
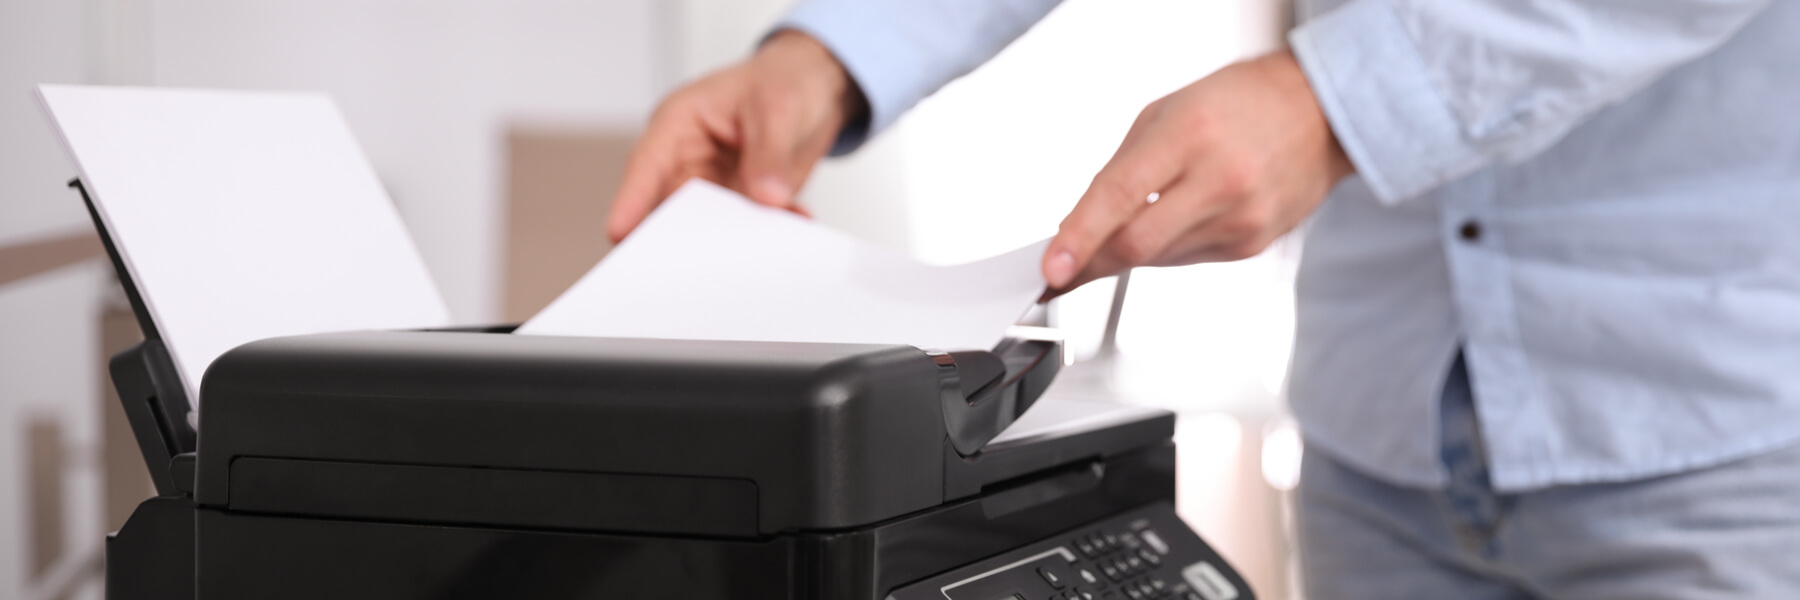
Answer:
[
  {"xmin": 1261, "ymin": 416, "xmax": 1303, "ymax": 491},
  {"xmin": 1112, "ymin": 240, "xmax": 1298, "ymax": 409}
]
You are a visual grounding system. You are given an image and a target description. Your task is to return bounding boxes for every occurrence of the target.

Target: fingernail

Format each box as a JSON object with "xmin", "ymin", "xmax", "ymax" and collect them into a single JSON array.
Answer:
[
  {"xmin": 752, "ymin": 175, "xmax": 792, "ymax": 206},
  {"xmin": 1045, "ymin": 250, "xmax": 1076, "ymax": 288}
]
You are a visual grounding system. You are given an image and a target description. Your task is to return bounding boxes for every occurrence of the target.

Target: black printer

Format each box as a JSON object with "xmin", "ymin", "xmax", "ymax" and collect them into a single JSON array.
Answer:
[{"xmin": 80, "ymin": 178, "xmax": 1254, "ymax": 600}]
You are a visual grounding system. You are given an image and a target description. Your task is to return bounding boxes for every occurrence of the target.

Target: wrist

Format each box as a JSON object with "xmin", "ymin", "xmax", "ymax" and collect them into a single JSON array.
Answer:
[
  {"xmin": 1262, "ymin": 49, "xmax": 1355, "ymax": 184},
  {"xmin": 760, "ymin": 29, "xmax": 869, "ymax": 135}
]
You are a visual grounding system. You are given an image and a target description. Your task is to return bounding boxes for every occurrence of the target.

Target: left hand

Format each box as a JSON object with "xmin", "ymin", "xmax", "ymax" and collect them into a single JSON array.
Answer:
[{"xmin": 1041, "ymin": 49, "xmax": 1355, "ymax": 295}]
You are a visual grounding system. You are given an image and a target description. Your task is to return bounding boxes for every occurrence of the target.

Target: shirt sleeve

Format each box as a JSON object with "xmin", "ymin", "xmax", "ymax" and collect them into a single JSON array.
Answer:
[
  {"xmin": 779, "ymin": 0, "xmax": 1064, "ymax": 154},
  {"xmin": 1290, "ymin": 0, "xmax": 1774, "ymax": 204}
]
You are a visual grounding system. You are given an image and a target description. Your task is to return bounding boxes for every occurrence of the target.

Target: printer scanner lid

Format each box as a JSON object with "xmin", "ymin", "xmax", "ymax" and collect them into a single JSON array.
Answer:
[{"xmin": 194, "ymin": 331, "xmax": 1172, "ymax": 535}]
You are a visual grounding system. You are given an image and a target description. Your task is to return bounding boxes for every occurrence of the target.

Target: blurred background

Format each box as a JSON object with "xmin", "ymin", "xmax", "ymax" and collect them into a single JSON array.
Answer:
[{"xmin": 0, "ymin": 0, "xmax": 1303, "ymax": 598}]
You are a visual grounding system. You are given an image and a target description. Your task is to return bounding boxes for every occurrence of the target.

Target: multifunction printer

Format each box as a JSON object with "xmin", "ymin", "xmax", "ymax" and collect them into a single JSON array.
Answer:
[{"xmin": 79, "ymin": 178, "xmax": 1255, "ymax": 600}]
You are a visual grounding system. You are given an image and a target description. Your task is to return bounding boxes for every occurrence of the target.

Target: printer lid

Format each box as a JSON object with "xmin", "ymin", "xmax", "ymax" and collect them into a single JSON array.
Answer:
[{"xmin": 194, "ymin": 331, "xmax": 1172, "ymax": 535}]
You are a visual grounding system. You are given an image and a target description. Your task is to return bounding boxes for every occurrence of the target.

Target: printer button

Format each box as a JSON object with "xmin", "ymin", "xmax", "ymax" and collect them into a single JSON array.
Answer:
[
  {"xmin": 1140, "ymin": 530, "xmax": 1171, "ymax": 555},
  {"xmin": 1041, "ymin": 567, "xmax": 1067, "ymax": 589},
  {"xmin": 1111, "ymin": 558, "xmax": 1133, "ymax": 577}
]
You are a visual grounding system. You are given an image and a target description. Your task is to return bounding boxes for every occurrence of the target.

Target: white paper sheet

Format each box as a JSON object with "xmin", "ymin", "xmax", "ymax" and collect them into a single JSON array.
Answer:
[
  {"xmin": 518, "ymin": 179, "xmax": 1049, "ymax": 351},
  {"xmin": 37, "ymin": 85, "xmax": 451, "ymax": 406}
]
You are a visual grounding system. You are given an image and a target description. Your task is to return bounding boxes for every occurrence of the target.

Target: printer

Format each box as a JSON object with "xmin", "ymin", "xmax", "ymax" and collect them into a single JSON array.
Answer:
[{"xmin": 81, "ymin": 179, "xmax": 1255, "ymax": 600}]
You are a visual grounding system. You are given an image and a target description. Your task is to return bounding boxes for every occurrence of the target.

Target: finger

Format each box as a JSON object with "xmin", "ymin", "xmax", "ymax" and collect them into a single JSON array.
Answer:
[
  {"xmin": 607, "ymin": 125, "xmax": 688, "ymax": 243},
  {"xmin": 1043, "ymin": 144, "xmax": 1184, "ymax": 289},
  {"xmin": 737, "ymin": 90, "xmax": 812, "ymax": 208},
  {"xmin": 1042, "ymin": 214, "xmax": 1278, "ymax": 303},
  {"xmin": 1114, "ymin": 206, "xmax": 1281, "ymax": 269},
  {"xmin": 1156, "ymin": 218, "xmax": 1280, "ymax": 265},
  {"xmin": 1041, "ymin": 246, "xmax": 1133, "ymax": 301},
  {"xmin": 1091, "ymin": 171, "xmax": 1239, "ymax": 269},
  {"xmin": 1045, "ymin": 207, "xmax": 1226, "ymax": 300},
  {"xmin": 608, "ymin": 91, "xmax": 745, "ymax": 242}
]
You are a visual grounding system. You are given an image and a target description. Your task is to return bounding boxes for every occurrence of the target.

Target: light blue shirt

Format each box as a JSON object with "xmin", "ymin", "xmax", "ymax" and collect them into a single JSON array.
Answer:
[{"xmin": 781, "ymin": 0, "xmax": 1800, "ymax": 492}]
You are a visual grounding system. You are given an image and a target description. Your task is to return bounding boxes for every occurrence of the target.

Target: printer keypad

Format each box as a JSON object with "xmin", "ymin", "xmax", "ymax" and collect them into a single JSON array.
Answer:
[
  {"xmin": 888, "ymin": 504, "xmax": 1247, "ymax": 600},
  {"xmin": 1058, "ymin": 526, "xmax": 1189, "ymax": 599}
]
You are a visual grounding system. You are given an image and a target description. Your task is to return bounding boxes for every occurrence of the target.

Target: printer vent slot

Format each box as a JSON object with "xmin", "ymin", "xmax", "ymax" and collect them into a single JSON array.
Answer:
[
  {"xmin": 227, "ymin": 457, "xmax": 761, "ymax": 538},
  {"xmin": 978, "ymin": 460, "xmax": 1104, "ymax": 520}
]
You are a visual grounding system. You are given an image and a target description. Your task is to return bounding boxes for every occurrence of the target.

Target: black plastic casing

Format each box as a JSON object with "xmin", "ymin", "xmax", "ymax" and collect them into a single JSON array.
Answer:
[
  {"xmin": 196, "ymin": 331, "xmax": 1162, "ymax": 538},
  {"xmin": 200, "ymin": 331, "xmax": 944, "ymax": 535},
  {"xmin": 104, "ymin": 328, "xmax": 1193, "ymax": 600}
]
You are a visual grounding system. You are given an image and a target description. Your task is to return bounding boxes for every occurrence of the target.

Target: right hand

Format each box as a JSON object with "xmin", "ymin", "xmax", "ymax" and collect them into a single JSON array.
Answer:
[{"xmin": 607, "ymin": 30, "xmax": 867, "ymax": 243}]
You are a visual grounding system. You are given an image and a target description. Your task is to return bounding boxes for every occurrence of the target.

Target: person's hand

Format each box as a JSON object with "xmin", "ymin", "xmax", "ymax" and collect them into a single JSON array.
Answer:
[
  {"xmin": 1042, "ymin": 49, "xmax": 1354, "ymax": 295},
  {"xmin": 606, "ymin": 30, "xmax": 867, "ymax": 242}
]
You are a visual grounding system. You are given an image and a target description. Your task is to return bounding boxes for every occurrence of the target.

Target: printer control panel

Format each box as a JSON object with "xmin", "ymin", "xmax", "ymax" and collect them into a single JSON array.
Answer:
[{"xmin": 887, "ymin": 502, "xmax": 1252, "ymax": 600}]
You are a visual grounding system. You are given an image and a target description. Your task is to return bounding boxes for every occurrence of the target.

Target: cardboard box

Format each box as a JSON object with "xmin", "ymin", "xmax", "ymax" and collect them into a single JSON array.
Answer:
[{"xmin": 501, "ymin": 127, "xmax": 637, "ymax": 323}]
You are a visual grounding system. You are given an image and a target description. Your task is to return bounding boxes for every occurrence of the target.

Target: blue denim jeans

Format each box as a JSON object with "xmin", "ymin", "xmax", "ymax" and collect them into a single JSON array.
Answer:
[{"xmin": 1295, "ymin": 355, "xmax": 1800, "ymax": 599}]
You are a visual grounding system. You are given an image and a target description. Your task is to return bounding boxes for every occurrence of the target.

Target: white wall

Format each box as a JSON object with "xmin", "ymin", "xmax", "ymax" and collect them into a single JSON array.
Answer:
[
  {"xmin": 0, "ymin": 266, "xmax": 107, "ymax": 600},
  {"xmin": 1, "ymin": 2, "xmax": 112, "ymax": 598},
  {"xmin": 1, "ymin": 1, "xmax": 95, "ymax": 241}
]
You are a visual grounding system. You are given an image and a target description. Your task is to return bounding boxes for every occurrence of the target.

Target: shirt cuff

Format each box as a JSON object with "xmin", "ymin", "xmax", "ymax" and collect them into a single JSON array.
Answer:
[
  {"xmin": 779, "ymin": 2, "xmax": 930, "ymax": 156},
  {"xmin": 1289, "ymin": 0, "xmax": 1486, "ymax": 204}
]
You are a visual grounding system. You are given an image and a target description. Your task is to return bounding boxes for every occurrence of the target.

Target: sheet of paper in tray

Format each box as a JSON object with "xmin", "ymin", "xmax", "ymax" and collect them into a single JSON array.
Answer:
[
  {"xmin": 37, "ymin": 85, "xmax": 451, "ymax": 406},
  {"xmin": 517, "ymin": 179, "xmax": 1049, "ymax": 352}
]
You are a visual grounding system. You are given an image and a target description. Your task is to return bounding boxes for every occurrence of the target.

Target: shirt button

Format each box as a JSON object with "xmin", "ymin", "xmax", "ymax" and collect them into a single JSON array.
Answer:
[{"xmin": 1458, "ymin": 220, "xmax": 1482, "ymax": 242}]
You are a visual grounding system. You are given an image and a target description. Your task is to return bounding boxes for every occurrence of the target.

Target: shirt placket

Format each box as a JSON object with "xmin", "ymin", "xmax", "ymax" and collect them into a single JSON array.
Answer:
[{"xmin": 1436, "ymin": 168, "xmax": 1548, "ymax": 492}]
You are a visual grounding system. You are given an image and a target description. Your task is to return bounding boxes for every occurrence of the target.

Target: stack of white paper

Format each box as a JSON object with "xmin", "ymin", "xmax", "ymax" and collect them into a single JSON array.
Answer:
[
  {"xmin": 38, "ymin": 86, "xmax": 451, "ymax": 405},
  {"xmin": 518, "ymin": 179, "xmax": 1049, "ymax": 351}
]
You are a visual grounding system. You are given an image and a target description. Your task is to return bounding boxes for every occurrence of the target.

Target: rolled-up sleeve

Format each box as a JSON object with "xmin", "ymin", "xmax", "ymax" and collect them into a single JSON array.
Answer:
[
  {"xmin": 780, "ymin": 0, "xmax": 1063, "ymax": 154},
  {"xmin": 1291, "ymin": 0, "xmax": 1773, "ymax": 204}
]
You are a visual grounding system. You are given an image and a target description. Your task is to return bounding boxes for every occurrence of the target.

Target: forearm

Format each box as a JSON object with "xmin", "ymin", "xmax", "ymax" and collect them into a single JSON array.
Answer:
[{"xmin": 779, "ymin": 0, "xmax": 1065, "ymax": 153}]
